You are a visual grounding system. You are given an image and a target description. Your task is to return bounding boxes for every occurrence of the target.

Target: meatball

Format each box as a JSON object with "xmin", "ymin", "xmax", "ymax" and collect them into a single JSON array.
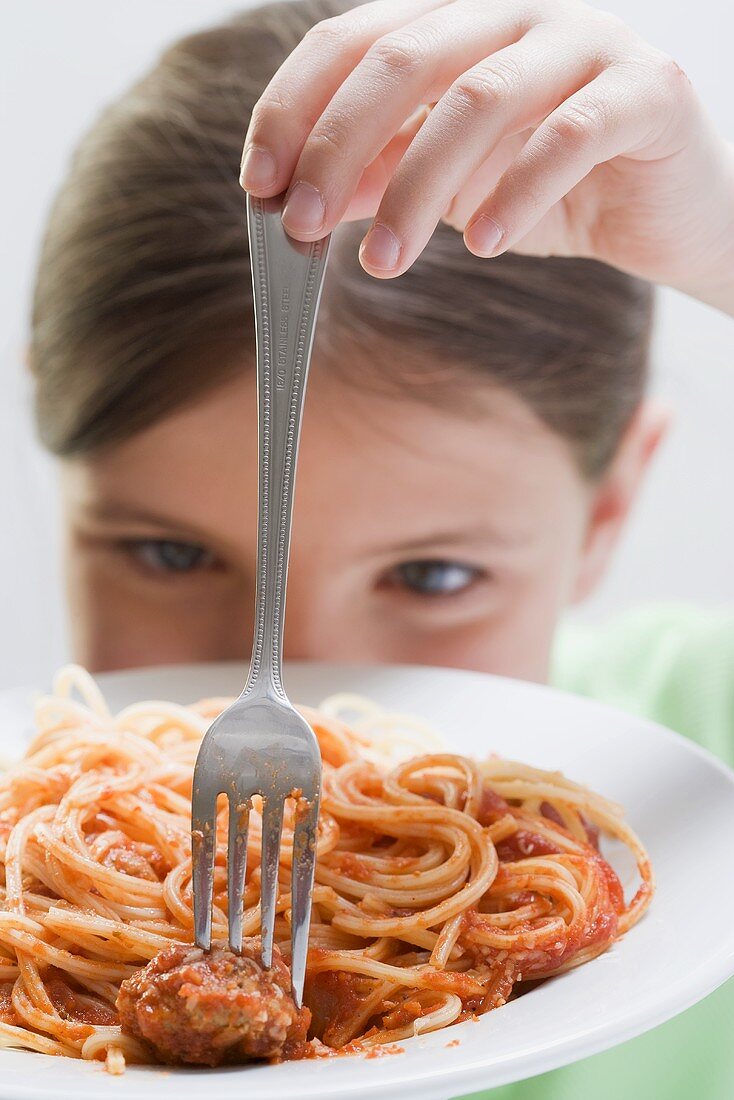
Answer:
[{"xmin": 117, "ymin": 939, "xmax": 310, "ymax": 1066}]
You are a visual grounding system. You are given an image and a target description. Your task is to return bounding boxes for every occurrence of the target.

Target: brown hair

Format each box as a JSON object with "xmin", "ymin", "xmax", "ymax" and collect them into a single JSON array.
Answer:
[{"xmin": 30, "ymin": 0, "xmax": 653, "ymax": 478}]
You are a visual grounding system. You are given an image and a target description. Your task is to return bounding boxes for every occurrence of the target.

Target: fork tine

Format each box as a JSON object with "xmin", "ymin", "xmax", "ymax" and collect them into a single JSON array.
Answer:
[
  {"xmin": 260, "ymin": 796, "xmax": 284, "ymax": 969},
  {"xmin": 289, "ymin": 797, "xmax": 319, "ymax": 1007},
  {"xmin": 227, "ymin": 797, "xmax": 250, "ymax": 953},
  {"xmin": 192, "ymin": 789, "xmax": 218, "ymax": 951}
]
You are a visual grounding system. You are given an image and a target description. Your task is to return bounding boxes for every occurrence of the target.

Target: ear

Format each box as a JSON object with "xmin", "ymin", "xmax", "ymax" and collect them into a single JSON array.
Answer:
[{"xmin": 571, "ymin": 400, "xmax": 670, "ymax": 603}]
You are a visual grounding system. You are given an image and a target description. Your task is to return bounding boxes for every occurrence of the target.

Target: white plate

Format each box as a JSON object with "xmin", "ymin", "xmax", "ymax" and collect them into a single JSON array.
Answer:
[{"xmin": 2, "ymin": 661, "xmax": 734, "ymax": 1100}]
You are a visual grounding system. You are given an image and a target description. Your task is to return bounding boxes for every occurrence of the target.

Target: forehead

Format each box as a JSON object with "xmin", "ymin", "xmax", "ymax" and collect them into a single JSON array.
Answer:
[{"xmin": 63, "ymin": 370, "xmax": 585, "ymax": 555}]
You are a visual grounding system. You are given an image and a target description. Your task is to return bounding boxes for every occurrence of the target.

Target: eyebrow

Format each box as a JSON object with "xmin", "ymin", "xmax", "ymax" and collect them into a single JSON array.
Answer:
[
  {"xmin": 79, "ymin": 501, "xmax": 222, "ymax": 545},
  {"xmin": 369, "ymin": 525, "xmax": 534, "ymax": 556},
  {"xmin": 83, "ymin": 504, "xmax": 532, "ymax": 555},
  {"xmin": 85, "ymin": 501, "xmax": 193, "ymax": 527}
]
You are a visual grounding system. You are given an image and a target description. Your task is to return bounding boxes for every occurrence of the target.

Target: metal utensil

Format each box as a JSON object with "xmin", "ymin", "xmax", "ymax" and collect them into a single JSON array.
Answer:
[{"xmin": 191, "ymin": 194, "xmax": 330, "ymax": 1006}]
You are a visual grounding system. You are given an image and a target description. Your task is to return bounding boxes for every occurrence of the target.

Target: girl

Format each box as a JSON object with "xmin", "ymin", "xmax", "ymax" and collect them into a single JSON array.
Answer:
[{"xmin": 29, "ymin": 0, "xmax": 734, "ymax": 1096}]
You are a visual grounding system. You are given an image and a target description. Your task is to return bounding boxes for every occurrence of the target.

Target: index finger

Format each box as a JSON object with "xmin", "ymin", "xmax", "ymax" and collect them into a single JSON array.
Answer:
[{"xmin": 240, "ymin": 0, "xmax": 448, "ymax": 196}]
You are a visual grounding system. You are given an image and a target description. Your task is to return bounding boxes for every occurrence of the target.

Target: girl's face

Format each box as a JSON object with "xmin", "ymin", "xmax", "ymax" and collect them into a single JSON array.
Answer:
[{"xmin": 60, "ymin": 363, "xmax": 649, "ymax": 683}]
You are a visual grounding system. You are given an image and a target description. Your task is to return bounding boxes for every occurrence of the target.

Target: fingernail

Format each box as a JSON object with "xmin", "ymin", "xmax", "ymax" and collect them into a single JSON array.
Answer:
[
  {"xmin": 360, "ymin": 223, "xmax": 401, "ymax": 272},
  {"xmin": 239, "ymin": 145, "xmax": 277, "ymax": 191},
  {"xmin": 465, "ymin": 215, "xmax": 503, "ymax": 257},
  {"xmin": 282, "ymin": 182, "xmax": 325, "ymax": 236}
]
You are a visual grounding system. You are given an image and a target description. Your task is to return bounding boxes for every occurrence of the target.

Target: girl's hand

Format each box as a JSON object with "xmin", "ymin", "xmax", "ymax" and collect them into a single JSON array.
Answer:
[{"xmin": 241, "ymin": 0, "xmax": 734, "ymax": 313}]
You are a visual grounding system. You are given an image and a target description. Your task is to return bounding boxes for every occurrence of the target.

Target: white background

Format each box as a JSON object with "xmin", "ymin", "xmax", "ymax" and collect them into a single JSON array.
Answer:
[{"xmin": 1, "ymin": 0, "xmax": 732, "ymax": 690}]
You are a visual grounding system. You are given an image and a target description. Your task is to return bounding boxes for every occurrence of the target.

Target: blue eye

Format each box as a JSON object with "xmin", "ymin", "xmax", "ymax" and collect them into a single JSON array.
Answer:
[
  {"xmin": 388, "ymin": 560, "xmax": 483, "ymax": 597},
  {"xmin": 125, "ymin": 539, "xmax": 217, "ymax": 574}
]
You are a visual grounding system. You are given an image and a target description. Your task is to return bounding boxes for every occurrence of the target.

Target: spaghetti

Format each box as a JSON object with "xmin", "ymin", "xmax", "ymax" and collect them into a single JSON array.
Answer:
[{"xmin": 0, "ymin": 667, "xmax": 653, "ymax": 1070}]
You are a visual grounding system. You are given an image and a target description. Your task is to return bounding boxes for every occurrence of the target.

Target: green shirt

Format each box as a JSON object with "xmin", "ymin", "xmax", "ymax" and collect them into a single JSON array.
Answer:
[{"xmin": 462, "ymin": 605, "xmax": 734, "ymax": 1100}]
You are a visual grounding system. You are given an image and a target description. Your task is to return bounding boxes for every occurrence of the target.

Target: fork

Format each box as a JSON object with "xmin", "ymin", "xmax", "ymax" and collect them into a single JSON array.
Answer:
[{"xmin": 191, "ymin": 194, "xmax": 330, "ymax": 1006}]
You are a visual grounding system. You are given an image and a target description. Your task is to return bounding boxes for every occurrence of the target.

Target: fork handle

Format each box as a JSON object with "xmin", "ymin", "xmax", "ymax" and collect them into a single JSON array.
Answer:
[{"xmin": 244, "ymin": 194, "xmax": 331, "ymax": 699}]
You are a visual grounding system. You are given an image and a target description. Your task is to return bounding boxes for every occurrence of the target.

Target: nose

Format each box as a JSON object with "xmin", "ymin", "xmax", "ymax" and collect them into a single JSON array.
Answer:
[
  {"xmin": 282, "ymin": 593, "xmax": 344, "ymax": 664},
  {"xmin": 281, "ymin": 570, "xmax": 375, "ymax": 665}
]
